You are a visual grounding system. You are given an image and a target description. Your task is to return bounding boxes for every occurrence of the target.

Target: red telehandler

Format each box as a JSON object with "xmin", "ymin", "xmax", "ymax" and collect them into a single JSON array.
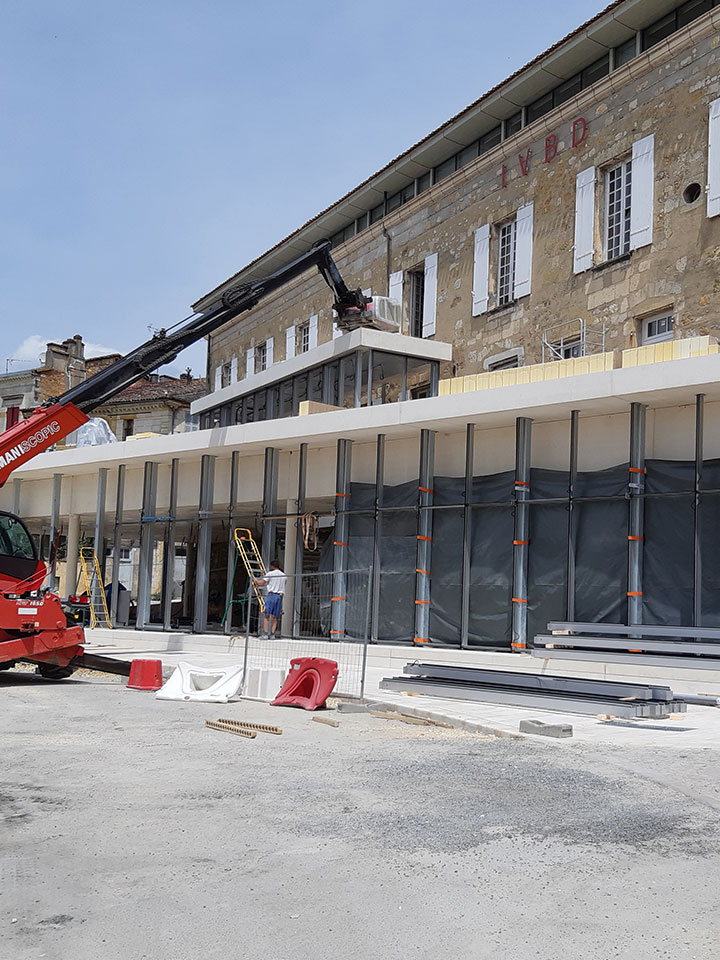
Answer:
[{"xmin": 0, "ymin": 243, "xmax": 369, "ymax": 679}]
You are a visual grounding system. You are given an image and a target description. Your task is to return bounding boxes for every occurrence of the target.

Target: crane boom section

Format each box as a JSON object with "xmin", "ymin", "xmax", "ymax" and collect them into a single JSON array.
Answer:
[{"xmin": 0, "ymin": 242, "xmax": 368, "ymax": 486}]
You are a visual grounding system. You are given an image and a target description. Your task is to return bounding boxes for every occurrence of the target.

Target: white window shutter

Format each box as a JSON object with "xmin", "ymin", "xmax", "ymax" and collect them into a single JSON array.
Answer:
[
  {"xmin": 513, "ymin": 203, "xmax": 534, "ymax": 300},
  {"xmin": 332, "ymin": 309, "xmax": 342, "ymax": 339},
  {"xmin": 389, "ymin": 270, "xmax": 403, "ymax": 305},
  {"xmin": 309, "ymin": 314, "xmax": 318, "ymax": 349},
  {"xmin": 472, "ymin": 224, "xmax": 490, "ymax": 316},
  {"xmin": 286, "ymin": 326, "xmax": 295, "ymax": 360},
  {"xmin": 230, "ymin": 357, "xmax": 238, "ymax": 384},
  {"xmin": 630, "ymin": 134, "xmax": 654, "ymax": 250},
  {"xmin": 707, "ymin": 98, "xmax": 720, "ymax": 218},
  {"xmin": 422, "ymin": 253, "xmax": 437, "ymax": 337},
  {"xmin": 266, "ymin": 337, "xmax": 274, "ymax": 366},
  {"xmin": 214, "ymin": 366, "xmax": 222, "ymax": 391},
  {"xmin": 246, "ymin": 346, "xmax": 255, "ymax": 377},
  {"xmin": 573, "ymin": 166, "xmax": 596, "ymax": 273}
]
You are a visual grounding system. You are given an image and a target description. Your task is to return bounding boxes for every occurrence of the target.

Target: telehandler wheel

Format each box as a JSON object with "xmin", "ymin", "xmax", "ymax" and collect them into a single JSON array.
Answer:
[
  {"xmin": 0, "ymin": 661, "xmax": 15, "ymax": 671},
  {"xmin": 36, "ymin": 663, "xmax": 76, "ymax": 680}
]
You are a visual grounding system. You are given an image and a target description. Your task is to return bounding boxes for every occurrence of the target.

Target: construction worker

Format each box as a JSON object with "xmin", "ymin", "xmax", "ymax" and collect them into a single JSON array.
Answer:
[{"xmin": 254, "ymin": 560, "xmax": 287, "ymax": 639}]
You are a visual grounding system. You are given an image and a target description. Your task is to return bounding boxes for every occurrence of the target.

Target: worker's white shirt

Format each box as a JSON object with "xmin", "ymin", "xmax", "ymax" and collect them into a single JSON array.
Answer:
[{"xmin": 265, "ymin": 569, "xmax": 287, "ymax": 595}]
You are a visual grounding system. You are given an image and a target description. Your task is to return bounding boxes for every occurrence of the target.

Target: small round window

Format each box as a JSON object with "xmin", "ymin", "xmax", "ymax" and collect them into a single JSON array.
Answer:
[{"xmin": 683, "ymin": 183, "xmax": 702, "ymax": 204}]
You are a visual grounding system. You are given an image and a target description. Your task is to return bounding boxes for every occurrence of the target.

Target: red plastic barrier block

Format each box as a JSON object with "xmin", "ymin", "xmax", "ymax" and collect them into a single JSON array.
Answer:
[
  {"xmin": 128, "ymin": 659, "xmax": 163, "ymax": 691},
  {"xmin": 271, "ymin": 657, "xmax": 338, "ymax": 711}
]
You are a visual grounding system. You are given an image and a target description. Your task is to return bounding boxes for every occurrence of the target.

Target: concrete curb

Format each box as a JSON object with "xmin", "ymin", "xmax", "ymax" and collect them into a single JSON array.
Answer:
[{"xmin": 366, "ymin": 699, "xmax": 525, "ymax": 739}]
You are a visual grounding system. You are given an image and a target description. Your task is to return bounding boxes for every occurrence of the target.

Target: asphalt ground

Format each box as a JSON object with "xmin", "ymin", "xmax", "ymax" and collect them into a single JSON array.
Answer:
[{"xmin": 2, "ymin": 669, "xmax": 719, "ymax": 960}]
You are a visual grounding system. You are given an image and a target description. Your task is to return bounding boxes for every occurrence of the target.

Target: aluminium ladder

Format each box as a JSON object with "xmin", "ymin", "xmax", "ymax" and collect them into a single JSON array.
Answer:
[
  {"xmin": 232, "ymin": 528, "xmax": 266, "ymax": 612},
  {"xmin": 78, "ymin": 547, "xmax": 113, "ymax": 628}
]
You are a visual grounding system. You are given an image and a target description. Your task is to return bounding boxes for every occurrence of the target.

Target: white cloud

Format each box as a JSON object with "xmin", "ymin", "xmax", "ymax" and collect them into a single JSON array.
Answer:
[{"xmin": 8, "ymin": 334, "xmax": 119, "ymax": 366}]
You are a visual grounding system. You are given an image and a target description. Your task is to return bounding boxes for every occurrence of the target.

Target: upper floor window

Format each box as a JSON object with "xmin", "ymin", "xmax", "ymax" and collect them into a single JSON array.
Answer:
[
  {"xmin": 642, "ymin": 314, "xmax": 674, "ymax": 344},
  {"xmin": 220, "ymin": 361, "xmax": 232, "ymax": 388},
  {"xmin": 605, "ymin": 159, "xmax": 632, "ymax": 261},
  {"xmin": 497, "ymin": 219, "xmax": 517, "ymax": 307},
  {"xmin": 410, "ymin": 269, "xmax": 425, "ymax": 337},
  {"xmin": 256, "ymin": 341, "xmax": 268, "ymax": 373},
  {"xmin": 297, "ymin": 322, "xmax": 310, "ymax": 354}
]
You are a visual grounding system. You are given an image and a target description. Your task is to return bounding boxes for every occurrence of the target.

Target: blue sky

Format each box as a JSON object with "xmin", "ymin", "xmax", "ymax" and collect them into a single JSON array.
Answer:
[{"xmin": 1, "ymin": 0, "xmax": 604, "ymax": 377}]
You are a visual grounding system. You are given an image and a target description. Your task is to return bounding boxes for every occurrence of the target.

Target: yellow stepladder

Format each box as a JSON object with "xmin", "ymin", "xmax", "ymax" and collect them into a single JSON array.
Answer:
[
  {"xmin": 232, "ymin": 528, "xmax": 266, "ymax": 612},
  {"xmin": 78, "ymin": 547, "xmax": 113, "ymax": 628}
]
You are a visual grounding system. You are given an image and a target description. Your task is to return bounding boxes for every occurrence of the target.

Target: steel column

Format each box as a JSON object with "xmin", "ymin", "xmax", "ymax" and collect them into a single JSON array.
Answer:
[
  {"xmin": 92, "ymin": 468, "xmax": 108, "ymax": 617},
  {"xmin": 110, "ymin": 465, "xmax": 125, "ymax": 624},
  {"xmin": 47, "ymin": 473, "xmax": 62, "ymax": 591},
  {"xmin": 223, "ymin": 451, "xmax": 240, "ymax": 635},
  {"xmin": 627, "ymin": 402, "xmax": 646, "ymax": 626},
  {"xmin": 261, "ymin": 447, "xmax": 279, "ymax": 565},
  {"xmin": 511, "ymin": 417, "xmax": 532, "ymax": 651},
  {"xmin": 693, "ymin": 394, "xmax": 704, "ymax": 627},
  {"xmin": 65, "ymin": 512, "xmax": 80, "ymax": 598},
  {"xmin": 370, "ymin": 434, "xmax": 385, "ymax": 644},
  {"xmin": 136, "ymin": 462, "xmax": 158, "ymax": 630},
  {"xmin": 414, "ymin": 429, "xmax": 435, "ymax": 645},
  {"xmin": 293, "ymin": 443, "xmax": 308, "ymax": 636},
  {"xmin": 566, "ymin": 410, "xmax": 579, "ymax": 621},
  {"xmin": 193, "ymin": 454, "xmax": 215, "ymax": 633},
  {"xmin": 460, "ymin": 424, "xmax": 474, "ymax": 649},
  {"xmin": 163, "ymin": 458, "xmax": 179, "ymax": 631},
  {"xmin": 331, "ymin": 438, "xmax": 352, "ymax": 639},
  {"xmin": 12, "ymin": 478, "xmax": 21, "ymax": 515}
]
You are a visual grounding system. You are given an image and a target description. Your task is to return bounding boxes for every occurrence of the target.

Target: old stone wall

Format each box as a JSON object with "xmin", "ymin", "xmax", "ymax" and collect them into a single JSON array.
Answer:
[{"xmin": 206, "ymin": 14, "xmax": 720, "ymax": 385}]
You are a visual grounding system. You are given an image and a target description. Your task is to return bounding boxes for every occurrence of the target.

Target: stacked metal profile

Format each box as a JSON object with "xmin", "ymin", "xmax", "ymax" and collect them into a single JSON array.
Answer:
[
  {"xmin": 531, "ymin": 621, "xmax": 720, "ymax": 670},
  {"xmin": 379, "ymin": 662, "xmax": 687, "ymax": 719}
]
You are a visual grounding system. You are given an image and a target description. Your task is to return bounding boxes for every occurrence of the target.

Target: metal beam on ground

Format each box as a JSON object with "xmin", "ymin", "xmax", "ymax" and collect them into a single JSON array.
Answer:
[
  {"xmin": 546, "ymin": 620, "xmax": 720, "ymax": 639},
  {"xmin": 530, "ymin": 648, "xmax": 720, "ymax": 670},
  {"xmin": 402, "ymin": 661, "xmax": 673, "ymax": 701},
  {"xmin": 378, "ymin": 676, "xmax": 680, "ymax": 718},
  {"xmin": 533, "ymin": 633, "xmax": 720, "ymax": 656}
]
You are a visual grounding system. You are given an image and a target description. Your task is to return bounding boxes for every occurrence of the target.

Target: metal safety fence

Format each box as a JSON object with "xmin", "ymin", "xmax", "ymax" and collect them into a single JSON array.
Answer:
[{"xmin": 232, "ymin": 569, "xmax": 371, "ymax": 700}]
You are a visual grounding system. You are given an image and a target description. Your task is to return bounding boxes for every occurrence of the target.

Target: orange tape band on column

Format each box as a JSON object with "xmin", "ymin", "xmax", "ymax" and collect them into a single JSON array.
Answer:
[
  {"xmin": 413, "ymin": 637, "xmax": 429, "ymax": 643},
  {"xmin": 417, "ymin": 535, "xmax": 432, "ymax": 542},
  {"xmin": 414, "ymin": 599, "xmax": 430, "ymax": 605},
  {"xmin": 416, "ymin": 568, "xmax": 430, "ymax": 575},
  {"xmin": 511, "ymin": 642, "xmax": 527, "ymax": 649},
  {"xmin": 511, "ymin": 597, "xmax": 527, "ymax": 604},
  {"xmin": 335, "ymin": 492, "xmax": 350, "ymax": 497},
  {"xmin": 628, "ymin": 467, "xmax": 646, "ymax": 475},
  {"xmin": 330, "ymin": 630, "xmax": 345, "ymax": 634},
  {"xmin": 331, "ymin": 597, "xmax": 346, "ymax": 602},
  {"xmin": 418, "ymin": 486, "xmax": 434, "ymax": 493},
  {"xmin": 513, "ymin": 540, "xmax": 530, "ymax": 545},
  {"xmin": 627, "ymin": 591, "xmax": 643, "ymax": 596},
  {"xmin": 627, "ymin": 536, "xmax": 644, "ymax": 541},
  {"xmin": 333, "ymin": 541, "xmax": 348, "ymax": 546}
]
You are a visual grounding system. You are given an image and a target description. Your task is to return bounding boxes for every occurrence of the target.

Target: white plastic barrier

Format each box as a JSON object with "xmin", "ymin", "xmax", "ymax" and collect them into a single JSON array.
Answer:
[
  {"xmin": 244, "ymin": 667, "xmax": 286, "ymax": 702},
  {"xmin": 156, "ymin": 662, "xmax": 244, "ymax": 703}
]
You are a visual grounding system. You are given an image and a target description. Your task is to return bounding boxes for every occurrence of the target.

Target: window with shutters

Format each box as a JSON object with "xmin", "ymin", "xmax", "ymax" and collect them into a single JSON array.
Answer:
[
  {"xmin": 605, "ymin": 159, "xmax": 632, "ymax": 261},
  {"xmin": 409, "ymin": 269, "xmax": 425, "ymax": 337},
  {"xmin": 297, "ymin": 322, "xmax": 310, "ymax": 354},
  {"xmin": 256, "ymin": 341, "xmax": 267, "ymax": 373},
  {"xmin": 4, "ymin": 406, "xmax": 20, "ymax": 431},
  {"xmin": 497, "ymin": 219, "xmax": 517, "ymax": 307},
  {"xmin": 641, "ymin": 313, "xmax": 674, "ymax": 345},
  {"xmin": 220, "ymin": 362, "xmax": 232, "ymax": 388}
]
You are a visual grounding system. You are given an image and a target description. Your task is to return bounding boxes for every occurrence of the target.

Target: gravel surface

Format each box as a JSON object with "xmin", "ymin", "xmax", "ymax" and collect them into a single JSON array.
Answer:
[{"xmin": 2, "ymin": 669, "xmax": 719, "ymax": 960}]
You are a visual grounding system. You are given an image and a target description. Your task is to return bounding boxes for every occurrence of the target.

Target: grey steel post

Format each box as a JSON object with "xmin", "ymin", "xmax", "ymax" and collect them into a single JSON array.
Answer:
[
  {"xmin": 694, "ymin": 394, "xmax": 704, "ymax": 627},
  {"xmin": 163, "ymin": 458, "xmax": 179, "ymax": 631},
  {"xmin": 260, "ymin": 447, "xmax": 279, "ymax": 565},
  {"xmin": 460, "ymin": 424, "xmax": 474, "ymax": 648},
  {"xmin": 627, "ymin": 402, "xmax": 646, "ymax": 626},
  {"xmin": 224, "ymin": 451, "xmax": 240, "ymax": 635},
  {"xmin": 370, "ymin": 434, "xmax": 385, "ymax": 644},
  {"xmin": 566, "ymin": 410, "xmax": 579, "ymax": 622},
  {"xmin": 136, "ymin": 462, "xmax": 158, "ymax": 630},
  {"xmin": 47, "ymin": 473, "xmax": 62, "ymax": 591},
  {"xmin": 511, "ymin": 417, "xmax": 532, "ymax": 651},
  {"xmin": 110, "ymin": 465, "xmax": 125, "ymax": 624},
  {"xmin": 12, "ymin": 478, "xmax": 21, "ymax": 515},
  {"xmin": 331, "ymin": 438, "xmax": 352, "ymax": 639},
  {"xmin": 414, "ymin": 429, "xmax": 435, "ymax": 645},
  {"xmin": 193, "ymin": 454, "xmax": 216, "ymax": 633},
  {"xmin": 92, "ymin": 468, "xmax": 108, "ymax": 617},
  {"xmin": 293, "ymin": 443, "xmax": 308, "ymax": 637}
]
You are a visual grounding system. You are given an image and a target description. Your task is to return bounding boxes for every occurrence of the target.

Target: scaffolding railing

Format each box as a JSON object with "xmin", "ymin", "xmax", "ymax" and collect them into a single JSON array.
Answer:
[{"xmin": 541, "ymin": 317, "xmax": 606, "ymax": 362}]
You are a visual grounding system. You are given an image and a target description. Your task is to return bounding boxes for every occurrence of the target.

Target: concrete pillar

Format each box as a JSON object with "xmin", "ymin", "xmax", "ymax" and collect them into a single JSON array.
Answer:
[{"xmin": 65, "ymin": 512, "xmax": 81, "ymax": 597}]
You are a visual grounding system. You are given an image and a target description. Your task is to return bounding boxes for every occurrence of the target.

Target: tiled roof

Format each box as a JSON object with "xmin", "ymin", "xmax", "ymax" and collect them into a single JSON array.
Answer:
[{"xmin": 103, "ymin": 377, "xmax": 207, "ymax": 406}]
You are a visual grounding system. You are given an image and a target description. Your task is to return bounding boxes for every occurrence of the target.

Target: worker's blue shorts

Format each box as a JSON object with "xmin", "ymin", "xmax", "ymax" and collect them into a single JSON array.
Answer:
[{"xmin": 265, "ymin": 593, "xmax": 283, "ymax": 618}]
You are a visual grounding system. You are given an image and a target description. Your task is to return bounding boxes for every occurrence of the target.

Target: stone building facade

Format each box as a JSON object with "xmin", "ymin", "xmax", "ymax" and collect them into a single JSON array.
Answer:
[{"xmin": 194, "ymin": 0, "xmax": 720, "ymax": 425}]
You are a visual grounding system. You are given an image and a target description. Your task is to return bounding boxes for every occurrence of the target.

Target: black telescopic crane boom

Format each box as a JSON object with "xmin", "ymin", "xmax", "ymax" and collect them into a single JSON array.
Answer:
[{"xmin": 54, "ymin": 242, "xmax": 368, "ymax": 415}]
